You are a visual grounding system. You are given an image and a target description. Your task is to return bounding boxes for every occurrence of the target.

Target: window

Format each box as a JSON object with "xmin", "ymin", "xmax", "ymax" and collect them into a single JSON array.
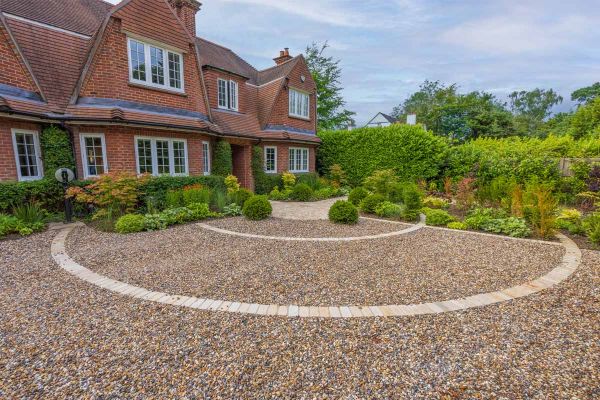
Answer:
[
  {"xmin": 289, "ymin": 89, "xmax": 309, "ymax": 119},
  {"xmin": 289, "ymin": 147, "xmax": 309, "ymax": 173},
  {"xmin": 11, "ymin": 129, "xmax": 42, "ymax": 181},
  {"xmin": 128, "ymin": 38, "xmax": 184, "ymax": 92},
  {"xmin": 264, "ymin": 146, "xmax": 277, "ymax": 173},
  {"xmin": 217, "ymin": 78, "xmax": 238, "ymax": 111},
  {"xmin": 80, "ymin": 134, "xmax": 107, "ymax": 178},
  {"xmin": 135, "ymin": 137, "xmax": 188, "ymax": 176},
  {"xmin": 202, "ymin": 141, "xmax": 210, "ymax": 176}
]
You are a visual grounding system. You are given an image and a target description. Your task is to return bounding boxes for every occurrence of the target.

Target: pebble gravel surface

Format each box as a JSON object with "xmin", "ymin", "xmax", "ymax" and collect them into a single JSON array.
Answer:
[
  {"xmin": 0, "ymin": 231, "xmax": 598, "ymax": 398},
  {"xmin": 66, "ymin": 220, "xmax": 564, "ymax": 306}
]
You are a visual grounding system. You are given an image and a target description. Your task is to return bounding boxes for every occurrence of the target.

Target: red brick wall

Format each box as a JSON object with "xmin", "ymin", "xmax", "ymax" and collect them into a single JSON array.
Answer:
[
  {"xmin": 231, "ymin": 143, "xmax": 253, "ymax": 189},
  {"xmin": 0, "ymin": 118, "xmax": 42, "ymax": 181},
  {"xmin": 0, "ymin": 24, "xmax": 37, "ymax": 92},
  {"xmin": 266, "ymin": 59, "xmax": 317, "ymax": 133},
  {"xmin": 259, "ymin": 142, "xmax": 317, "ymax": 174},
  {"xmin": 72, "ymin": 125, "xmax": 214, "ymax": 179},
  {"xmin": 80, "ymin": 18, "xmax": 208, "ymax": 115}
]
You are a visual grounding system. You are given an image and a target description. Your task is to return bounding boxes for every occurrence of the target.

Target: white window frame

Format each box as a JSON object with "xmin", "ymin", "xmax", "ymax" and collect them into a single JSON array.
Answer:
[
  {"xmin": 127, "ymin": 37, "xmax": 184, "ymax": 93},
  {"xmin": 264, "ymin": 146, "xmax": 277, "ymax": 173},
  {"xmin": 217, "ymin": 78, "xmax": 238, "ymax": 111},
  {"xmin": 289, "ymin": 147, "xmax": 309, "ymax": 173},
  {"xmin": 289, "ymin": 88, "xmax": 310, "ymax": 119},
  {"xmin": 134, "ymin": 136, "xmax": 189, "ymax": 177},
  {"xmin": 11, "ymin": 128, "xmax": 43, "ymax": 181},
  {"xmin": 202, "ymin": 141, "xmax": 211, "ymax": 176},
  {"xmin": 80, "ymin": 133, "xmax": 108, "ymax": 179}
]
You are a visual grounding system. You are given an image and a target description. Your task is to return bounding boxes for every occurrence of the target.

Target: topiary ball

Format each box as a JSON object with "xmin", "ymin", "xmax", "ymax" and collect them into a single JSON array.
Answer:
[
  {"xmin": 329, "ymin": 200, "xmax": 359, "ymax": 224},
  {"xmin": 359, "ymin": 193, "xmax": 386, "ymax": 214},
  {"xmin": 348, "ymin": 187, "xmax": 369, "ymax": 206},
  {"xmin": 242, "ymin": 195, "xmax": 273, "ymax": 220},
  {"xmin": 291, "ymin": 183, "xmax": 314, "ymax": 201},
  {"xmin": 115, "ymin": 214, "xmax": 146, "ymax": 234}
]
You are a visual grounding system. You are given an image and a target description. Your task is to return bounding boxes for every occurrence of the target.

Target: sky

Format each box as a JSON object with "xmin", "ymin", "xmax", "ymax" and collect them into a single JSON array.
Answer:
[{"xmin": 106, "ymin": 0, "xmax": 600, "ymax": 125}]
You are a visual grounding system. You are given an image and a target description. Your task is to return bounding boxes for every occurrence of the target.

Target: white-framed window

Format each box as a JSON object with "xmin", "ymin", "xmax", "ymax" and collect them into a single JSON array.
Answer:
[
  {"xmin": 127, "ymin": 37, "xmax": 184, "ymax": 92},
  {"xmin": 289, "ymin": 147, "xmax": 309, "ymax": 173},
  {"xmin": 217, "ymin": 78, "xmax": 238, "ymax": 111},
  {"xmin": 134, "ymin": 136, "xmax": 188, "ymax": 177},
  {"xmin": 289, "ymin": 88, "xmax": 310, "ymax": 119},
  {"xmin": 80, "ymin": 133, "xmax": 108, "ymax": 178},
  {"xmin": 264, "ymin": 146, "xmax": 277, "ymax": 173},
  {"xmin": 202, "ymin": 141, "xmax": 210, "ymax": 176},
  {"xmin": 11, "ymin": 129, "xmax": 43, "ymax": 181}
]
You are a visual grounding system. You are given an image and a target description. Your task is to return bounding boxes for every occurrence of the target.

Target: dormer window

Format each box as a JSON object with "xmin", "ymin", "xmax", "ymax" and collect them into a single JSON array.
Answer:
[
  {"xmin": 218, "ymin": 78, "xmax": 238, "ymax": 111},
  {"xmin": 289, "ymin": 88, "xmax": 309, "ymax": 119},
  {"xmin": 128, "ymin": 38, "xmax": 184, "ymax": 92}
]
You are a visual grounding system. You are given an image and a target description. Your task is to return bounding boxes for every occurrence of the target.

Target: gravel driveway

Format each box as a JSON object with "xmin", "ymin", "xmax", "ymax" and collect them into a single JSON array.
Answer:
[{"xmin": 0, "ymin": 228, "xmax": 598, "ymax": 398}]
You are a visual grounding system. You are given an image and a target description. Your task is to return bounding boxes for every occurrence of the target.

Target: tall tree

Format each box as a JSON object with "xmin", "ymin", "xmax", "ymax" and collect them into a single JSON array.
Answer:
[
  {"xmin": 571, "ymin": 82, "xmax": 600, "ymax": 105},
  {"xmin": 509, "ymin": 88, "xmax": 563, "ymax": 136},
  {"xmin": 304, "ymin": 42, "xmax": 355, "ymax": 131}
]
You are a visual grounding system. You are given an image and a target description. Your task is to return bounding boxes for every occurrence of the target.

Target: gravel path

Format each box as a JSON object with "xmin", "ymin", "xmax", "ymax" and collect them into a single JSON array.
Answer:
[
  {"xmin": 1, "ymin": 231, "xmax": 598, "ymax": 398},
  {"xmin": 66, "ymin": 220, "xmax": 564, "ymax": 306}
]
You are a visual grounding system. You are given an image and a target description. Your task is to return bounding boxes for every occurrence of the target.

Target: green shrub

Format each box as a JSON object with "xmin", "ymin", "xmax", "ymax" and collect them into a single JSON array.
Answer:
[
  {"xmin": 387, "ymin": 182, "xmax": 405, "ymax": 203},
  {"xmin": 360, "ymin": 194, "xmax": 386, "ymax": 214},
  {"xmin": 0, "ymin": 179, "xmax": 64, "ymax": 213},
  {"xmin": 160, "ymin": 207, "xmax": 194, "ymax": 225},
  {"xmin": 40, "ymin": 125, "xmax": 75, "ymax": 175},
  {"xmin": 328, "ymin": 200, "xmax": 358, "ymax": 224},
  {"xmin": 348, "ymin": 187, "xmax": 369, "ymax": 206},
  {"xmin": 423, "ymin": 196, "xmax": 449, "ymax": 209},
  {"xmin": 524, "ymin": 183, "xmax": 558, "ymax": 239},
  {"xmin": 269, "ymin": 186, "xmax": 292, "ymax": 201},
  {"xmin": 0, "ymin": 214, "xmax": 21, "ymax": 237},
  {"xmin": 313, "ymin": 187, "xmax": 341, "ymax": 200},
  {"xmin": 296, "ymin": 173, "xmax": 323, "ymax": 190},
  {"xmin": 583, "ymin": 213, "xmax": 600, "ymax": 245},
  {"xmin": 143, "ymin": 214, "xmax": 168, "ymax": 231},
  {"xmin": 403, "ymin": 183, "xmax": 423, "ymax": 216},
  {"xmin": 229, "ymin": 188, "xmax": 253, "ymax": 207},
  {"xmin": 182, "ymin": 188, "xmax": 210, "ymax": 206},
  {"xmin": 187, "ymin": 203, "xmax": 212, "ymax": 220},
  {"xmin": 212, "ymin": 141, "xmax": 233, "ymax": 176},
  {"xmin": 252, "ymin": 146, "xmax": 281, "ymax": 195},
  {"xmin": 318, "ymin": 124, "xmax": 448, "ymax": 186},
  {"xmin": 243, "ymin": 195, "xmax": 272, "ymax": 220},
  {"xmin": 12, "ymin": 203, "xmax": 46, "ymax": 226},
  {"xmin": 282, "ymin": 172, "xmax": 296, "ymax": 190},
  {"xmin": 291, "ymin": 183, "xmax": 314, "ymax": 201},
  {"xmin": 165, "ymin": 190, "xmax": 184, "ymax": 208},
  {"xmin": 223, "ymin": 203, "xmax": 243, "ymax": 217},
  {"xmin": 464, "ymin": 208, "xmax": 507, "ymax": 229},
  {"xmin": 115, "ymin": 214, "xmax": 146, "ymax": 234},
  {"xmin": 140, "ymin": 175, "xmax": 225, "ymax": 209},
  {"xmin": 422, "ymin": 207, "xmax": 456, "ymax": 226},
  {"xmin": 363, "ymin": 169, "xmax": 399, "ymax": 196},
  {"xmin": 447, "ymin": 221, "xmax": 467, "ymax": 230},
  {"xmin": 375, "ymin": 201, "xmax": 403, "ymax": 219},
  {"xmin": 555, "ymin": 208, "xmax": 584, "ymax": 234},
  {"xmin": 464, "ymin": 208, "xmax": 531, "ymax": 237},
  {"xmin": 210, "ymin": 189, "xmax": 227, "ymax": 212}
]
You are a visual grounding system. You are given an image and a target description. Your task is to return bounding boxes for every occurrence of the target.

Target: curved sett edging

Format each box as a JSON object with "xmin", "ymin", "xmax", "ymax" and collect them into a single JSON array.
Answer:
[
  {"xmin": 51, "ymin": 224, "xmax": 582, "ymax": 319},
  {"xmin": 197, "ymin": 215, "xmax": 426, "ymax": 242}
]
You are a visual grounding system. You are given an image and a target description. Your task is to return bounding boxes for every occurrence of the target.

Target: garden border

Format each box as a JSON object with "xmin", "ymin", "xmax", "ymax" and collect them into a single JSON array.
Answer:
[{"xmin": 51, "ymin": 223, "xmax": 581, "ymax": 319}]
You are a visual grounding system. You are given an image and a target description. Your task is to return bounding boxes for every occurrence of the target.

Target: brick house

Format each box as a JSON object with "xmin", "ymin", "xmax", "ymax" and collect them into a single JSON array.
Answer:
[{"xmin": 0, "ymin": 0, "xmax": 319, "ymax": 188}]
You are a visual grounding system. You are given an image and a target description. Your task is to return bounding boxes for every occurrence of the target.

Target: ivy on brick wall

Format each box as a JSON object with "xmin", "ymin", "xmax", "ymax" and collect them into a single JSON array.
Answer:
[
  {"xmin": 40, "ymin": 125, "xmax": 75, "ymax": 176},
  {"xmin": 212, "ymin": 140, "xmax": 233, "ymax": 177},
  {"xmin": 252, "ymin": 146, "xmax": 282, "ymax": 194}
]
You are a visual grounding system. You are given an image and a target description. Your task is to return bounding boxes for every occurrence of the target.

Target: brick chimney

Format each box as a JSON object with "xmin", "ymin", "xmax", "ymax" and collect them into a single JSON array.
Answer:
[
  {"xmin": 168, "ymin": 0, "xmax": 201, "ymax": 38},
  {"xmin": 273, "ymin": 48, "xmax": 293, "ymax": 65}
]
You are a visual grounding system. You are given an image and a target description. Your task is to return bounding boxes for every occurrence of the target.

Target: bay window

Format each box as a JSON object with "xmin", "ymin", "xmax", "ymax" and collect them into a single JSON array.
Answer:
[
  {"xmin": 128, "ymin": 38, "xmax": 184, "ymax": 92},
  {"xmin": 135, "ymin": 137, "xmax": 188, "ymax": 176},
  {"xmin": 289, "ymin": 147, "xmax": 309, "ymax": 173}
]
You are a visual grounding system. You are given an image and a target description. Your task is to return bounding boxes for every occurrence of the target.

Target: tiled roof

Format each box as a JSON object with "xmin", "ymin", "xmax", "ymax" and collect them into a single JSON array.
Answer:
[
  {"xmin": 196, "ymin": 38, "xmax": 258, "ymax": 82},
  {"xmin": 0, "ymin": 0, "xmax": 113, "ymax": 36}
]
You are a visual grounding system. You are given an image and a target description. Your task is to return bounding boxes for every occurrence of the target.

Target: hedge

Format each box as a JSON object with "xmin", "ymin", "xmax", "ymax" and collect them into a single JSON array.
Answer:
[
  {"xmin": 212, "ymin": 140, "xmax": 233, "ymax": 176},
  {"xmin": 252, "ymin": 146, "xmax": 282, "ymax": 194},
  {"xmin": 40, "ymin": 125, "xmax": 75, "ymax": 175},
  {"xmin": 317, "ymin": 125, "xmax": 448, "ymax": 186}
]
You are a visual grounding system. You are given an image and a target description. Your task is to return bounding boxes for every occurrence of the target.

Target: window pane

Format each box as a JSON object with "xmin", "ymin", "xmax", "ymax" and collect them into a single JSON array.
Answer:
[
  {"xmin": 130, "ymin": 40, "xmax": 146, "ymax": 81},
  {"xmin": 15, "ymin": 133, "xmax": 39, "ymax": 177},
  {"xmin": 137, "ymin": 139, "xmax": 153, "ymax": 174},
  {"xmin": 218, "ymin": 80, "xmax": 228, "ymax": 108},
  {"xmin": 156, "ymin": 140, "xmax": 170, "ymax": 175},
  {"xmin": 302, "ymin": 149, "xmax": 308, "ymax": 171},
  {"xmin": 168, "ymin": 52, "xmax": 181, "ymax": 89},
  {"xmin": 150, "ymin": 46, "xmax": 164, "ymax": 85},
  {"xmin": 84, "ymin": 136, "xmax": 105, "ymax": 176},
  {"xmin": 228, "ymin": 80, "xmax": 238, "ymax": 110},
  {"xmin": 303, "ymin": 94, "xmax": 309, "ymax": 117},
  {"xmin": 265, "ymin": 148, "xmax": 276, "ymax": 172},
  {"xmin": 173, "ymin": 141, "xmax": 186, "ymax": 174},
  {"xmin": 203, "ymin": 142, "xmax": 210, "ymax": 174}
]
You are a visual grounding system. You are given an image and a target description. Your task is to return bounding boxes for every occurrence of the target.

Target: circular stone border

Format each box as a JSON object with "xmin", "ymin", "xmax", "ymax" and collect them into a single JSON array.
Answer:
[
  {"xmin": 197, "ymin": 215, "xmax": 425, "ymax": 242},
  {"xmin": 51, "ymin": 223, "xmax": 582, "ymax": 319}
]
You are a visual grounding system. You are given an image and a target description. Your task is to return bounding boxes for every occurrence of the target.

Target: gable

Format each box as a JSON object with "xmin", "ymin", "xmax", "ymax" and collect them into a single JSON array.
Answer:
[
  {"xmin": 0, "ymin": 19, "xmax": 38, "ymax": 94},
  {"xmin": 113, "ymin": 0, "xmax": 192, "ymax": 51},
  {"xmin": 368, "ymin": 114, "xmax": 392, "ymax": 125}
]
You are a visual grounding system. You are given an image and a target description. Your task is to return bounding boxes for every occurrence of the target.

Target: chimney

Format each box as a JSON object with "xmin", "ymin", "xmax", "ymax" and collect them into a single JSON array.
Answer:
[
  {"xmin": 273, "ymin": 47, "xmax": 293, "ymax": 65},
  {"xmin": 168, "ymin": 0, "xmax": 201, "ymax": 38}
]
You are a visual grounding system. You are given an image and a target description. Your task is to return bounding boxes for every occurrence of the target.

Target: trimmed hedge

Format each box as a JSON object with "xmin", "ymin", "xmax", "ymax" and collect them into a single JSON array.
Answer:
[
  {"xmin": 212, "ymin": 140, "xmax": 233, "ymax": 176},
  {"xmin": 291, "ymin": 183, "xmax": 314, "ymax": 201},
  {"xmin": 40, "ymin": 125, "xmax": 75, "ymax": 175},
  {"xmin": 348, "ymin": 187, "xmax": 369, "ymax": 206},
  {"xmin": 0, "ymin": 179, "xmax": 64, "ymax": 213},
  {"xmin": 242, "ymin": 195, "xmax": 272, "ymax": 220},
  {"xmin": 140, "ymin": 175, "xmax": 225, "ymax": 208},
  {"xmin": 329, "ymin": 200, "xmax": 358, "ymax": 224},
  {"xmin": 318, "ymin": 124, "xmax": 448, "ymax": 186}
]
